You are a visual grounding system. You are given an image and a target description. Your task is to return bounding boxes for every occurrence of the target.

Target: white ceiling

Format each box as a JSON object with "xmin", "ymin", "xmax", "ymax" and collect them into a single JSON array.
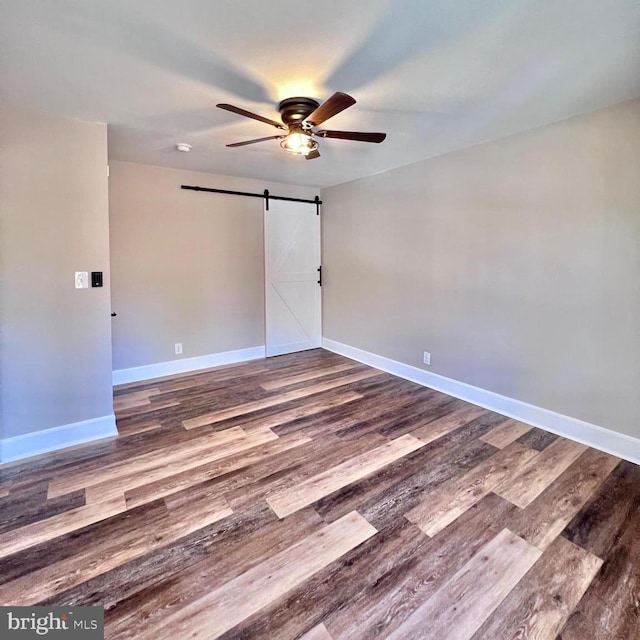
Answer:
[{"xmin": 2, "ymin": 0, "xmax": 639, "ymax": 188}]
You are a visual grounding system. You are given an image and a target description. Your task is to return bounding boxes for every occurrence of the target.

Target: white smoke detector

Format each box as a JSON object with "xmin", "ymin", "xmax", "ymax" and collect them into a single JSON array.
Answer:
[{"xmin": 175, "ymin": 143, "xmax": 192, "ymax": 153}]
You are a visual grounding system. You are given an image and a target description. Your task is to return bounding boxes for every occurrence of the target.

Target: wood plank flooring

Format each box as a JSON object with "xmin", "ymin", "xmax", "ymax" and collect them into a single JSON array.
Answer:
[{"xmin": 0, "ymin": 348, "xmax": 638, "ymax": 639}]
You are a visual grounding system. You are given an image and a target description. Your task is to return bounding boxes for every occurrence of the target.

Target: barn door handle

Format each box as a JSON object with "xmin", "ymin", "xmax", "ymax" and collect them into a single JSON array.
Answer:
[{"xmin": 317, "ymin": 266, "xmax": 322, "ymax": 286}]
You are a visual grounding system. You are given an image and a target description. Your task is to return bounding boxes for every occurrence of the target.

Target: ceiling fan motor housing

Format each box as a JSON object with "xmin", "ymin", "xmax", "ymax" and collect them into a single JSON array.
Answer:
[{"xmin": 278, "ymin": 97, "xmax": 320, "ymax": 127}]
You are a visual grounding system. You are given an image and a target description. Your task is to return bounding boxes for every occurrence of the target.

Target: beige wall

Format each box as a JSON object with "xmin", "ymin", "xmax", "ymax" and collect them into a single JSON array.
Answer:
[
  {"xmin": 322, "ymin": 99, "xmax": 640, "ymax": 438},
  {"xmin": 109, "ymin": 161, "xmax": 317, "ymax": 370},
  {"xmin": 0, "ymin": 107, "xmax": 113, "ymax": 439}
]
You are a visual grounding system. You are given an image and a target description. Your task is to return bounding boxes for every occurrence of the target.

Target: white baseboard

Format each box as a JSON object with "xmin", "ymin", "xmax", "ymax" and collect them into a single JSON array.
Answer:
[
  {"xmin": 323, "ymin": 338, "xmax": 640, "ymax": 465},
  {"xmin": 0, "ymin": 414, "xmax": 118, "ymax": 465},
  {"xmin": 113, "ymin": 345, "xmax": 266, "ymax": 386}
]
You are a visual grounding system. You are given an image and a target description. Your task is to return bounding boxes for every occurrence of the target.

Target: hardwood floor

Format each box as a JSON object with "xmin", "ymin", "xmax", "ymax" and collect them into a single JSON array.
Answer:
[{"xmin": 0, "ymin": 348, "xmax": 638, "ymax": 639}]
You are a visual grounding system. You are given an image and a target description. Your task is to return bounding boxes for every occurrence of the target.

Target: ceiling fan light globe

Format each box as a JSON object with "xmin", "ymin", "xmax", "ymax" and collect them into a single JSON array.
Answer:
[
  {"xmin": 288, "ymin": 133, "xmax": 305, "ymax": 150},
  {"xmin": 280, "ymin": 132, "xmax": 318, "ymax": 156}
]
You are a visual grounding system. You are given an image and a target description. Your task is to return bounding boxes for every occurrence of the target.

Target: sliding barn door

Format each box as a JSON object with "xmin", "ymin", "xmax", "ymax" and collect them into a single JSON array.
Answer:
[{"xmin": 264, "ymin": 199, "xmax": 321, "ymax": 356}]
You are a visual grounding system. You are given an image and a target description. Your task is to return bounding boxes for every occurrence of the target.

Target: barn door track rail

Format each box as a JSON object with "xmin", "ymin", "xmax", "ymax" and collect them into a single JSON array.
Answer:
[{"xmin": 181, "ymin": 185, "xmax": 322, "ymax": 214}]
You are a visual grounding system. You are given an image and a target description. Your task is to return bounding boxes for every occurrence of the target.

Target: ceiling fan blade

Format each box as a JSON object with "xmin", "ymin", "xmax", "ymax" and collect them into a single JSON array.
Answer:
[
  {"xmin": 217, "ymin": 103, "xmax": 286, "ymax": 130},
  {"xmin": 305, "ymin": 149, "xmax": 321, "ymax": 160},
  {"xmin": 303, "ymin": 92, "xmax": 356, "ymax": 126},
  {"xmin": 315, "ymin": 130, "xmax": 386, "ymax": 143},
  {"xmin": 226, "ymin": 135, "xmax": 284, "ymax": 147}
]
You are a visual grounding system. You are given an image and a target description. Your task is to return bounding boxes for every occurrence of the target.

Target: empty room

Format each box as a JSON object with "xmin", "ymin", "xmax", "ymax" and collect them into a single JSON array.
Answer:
[{"xmin": 1, "ymin": 1, "xmax": 639, "ymax": 638}]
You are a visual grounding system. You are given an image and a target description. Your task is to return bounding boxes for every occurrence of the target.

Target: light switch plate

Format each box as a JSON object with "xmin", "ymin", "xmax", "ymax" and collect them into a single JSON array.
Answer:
[{"xmin": 75, "ymin": 272, "xmax": 89, "ymax": 289}]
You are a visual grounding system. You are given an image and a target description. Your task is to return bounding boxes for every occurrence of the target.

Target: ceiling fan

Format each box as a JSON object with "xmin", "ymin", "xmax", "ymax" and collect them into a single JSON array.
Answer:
[{"xmin": 216, "ymin": 92, "xmax": 386, "ymax": 160}]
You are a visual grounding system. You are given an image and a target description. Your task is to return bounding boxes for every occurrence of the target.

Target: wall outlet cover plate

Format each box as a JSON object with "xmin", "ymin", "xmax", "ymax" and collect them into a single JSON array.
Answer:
[{"xmin": 75, "ymin": 272, "xmax": 89, "ymax": 289}]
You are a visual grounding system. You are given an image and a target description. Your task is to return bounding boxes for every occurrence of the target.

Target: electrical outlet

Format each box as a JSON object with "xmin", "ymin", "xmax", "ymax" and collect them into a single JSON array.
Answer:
[
  {"xmin": 175, "ymin": 343, "xmax": 183, "ymax": 355},
  {"xmin": 423, "ymin": 351, "xmax": 431, "ymax": 366}
]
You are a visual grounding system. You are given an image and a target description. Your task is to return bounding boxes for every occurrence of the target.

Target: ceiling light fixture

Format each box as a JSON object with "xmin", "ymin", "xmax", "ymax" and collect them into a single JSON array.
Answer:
[
  {"xmin": 217, "ymin": 92, "xmax": 386, "ymax": 160},
  {"xmin": 279, "ymin": 126, "xmax": 318, "ymax": 156},
  {"xmin": 175, "ymin": 143, "xmax": 191, "ymax": 152}
]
